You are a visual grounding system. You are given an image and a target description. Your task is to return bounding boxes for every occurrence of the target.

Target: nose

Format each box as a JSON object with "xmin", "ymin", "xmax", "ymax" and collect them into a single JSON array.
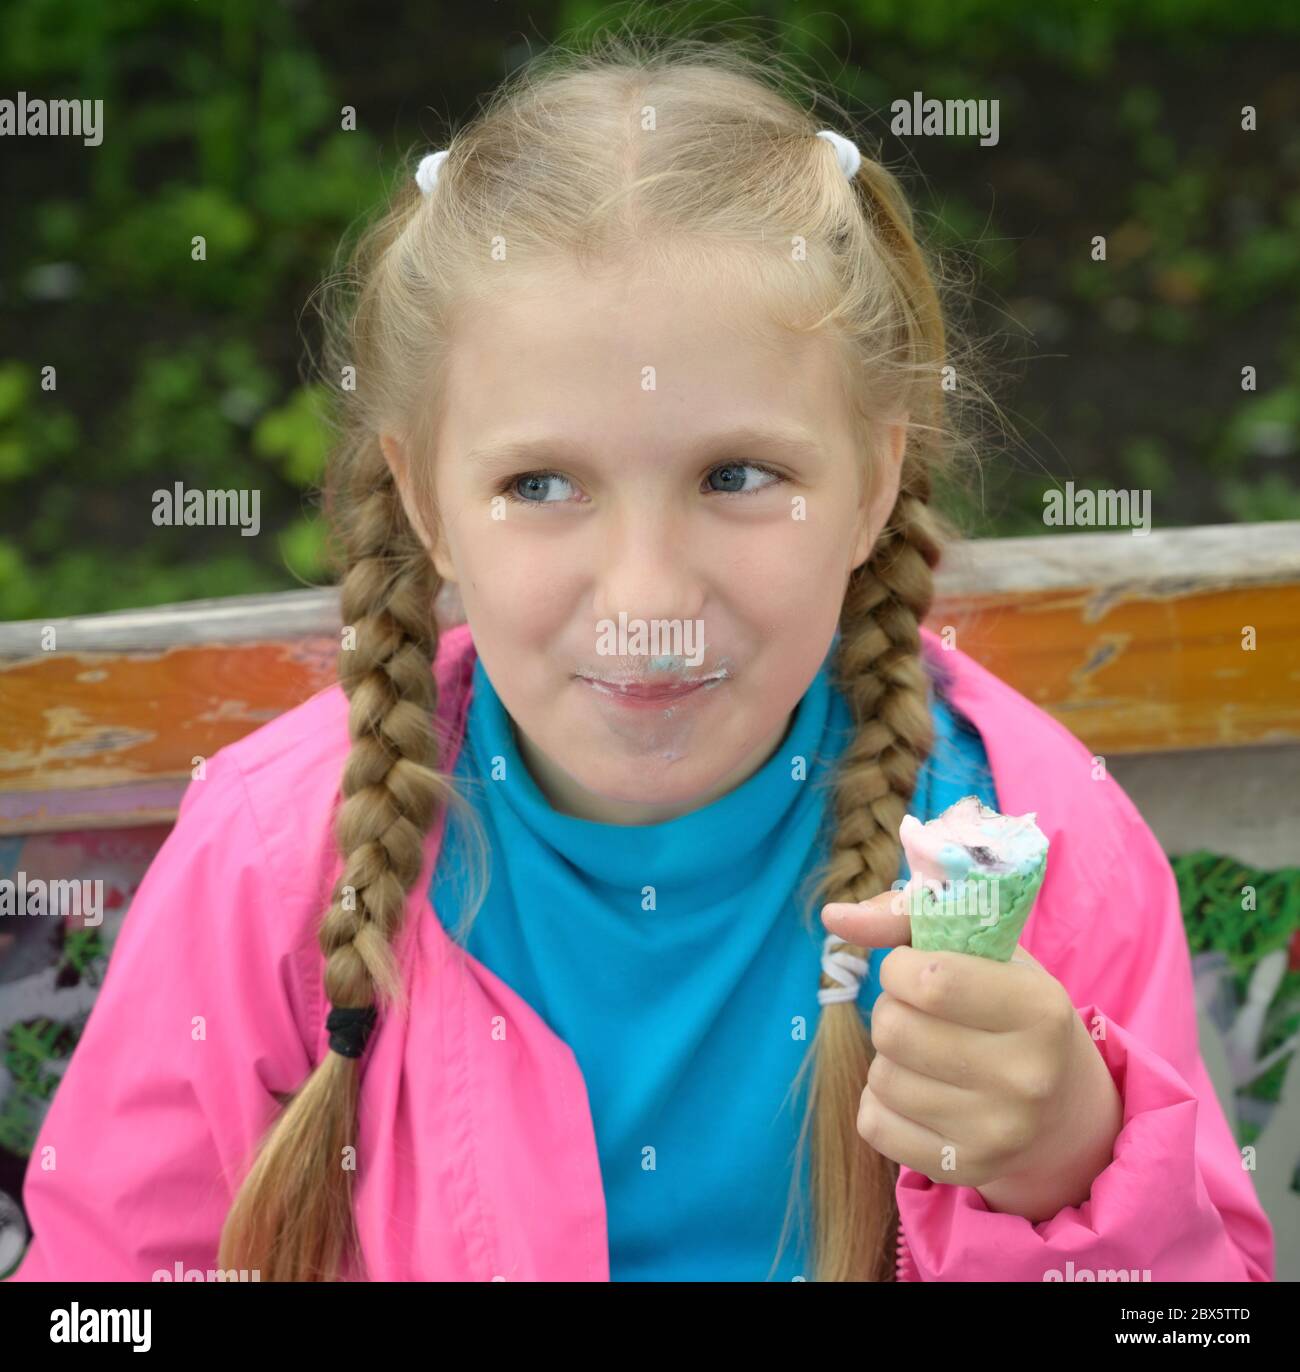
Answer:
[{"xmin": 590, "ymin": 505, "xmax": 707, "ymax": 630}]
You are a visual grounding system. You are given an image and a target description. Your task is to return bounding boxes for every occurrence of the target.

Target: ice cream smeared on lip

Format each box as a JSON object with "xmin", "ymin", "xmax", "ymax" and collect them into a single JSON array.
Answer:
[
  {"xmin": 898, "ymin": 795, "xmax": 1050, "ymax": 961},
  {"xmin": 579, "ymin": 655, "xmax": 733, "ymax": 688}
]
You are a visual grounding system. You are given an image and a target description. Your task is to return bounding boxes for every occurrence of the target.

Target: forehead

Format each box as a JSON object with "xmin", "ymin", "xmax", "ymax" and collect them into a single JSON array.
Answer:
[{"xmin": 435, "ymin": 256, "xmax": 859, "ymax": 459}]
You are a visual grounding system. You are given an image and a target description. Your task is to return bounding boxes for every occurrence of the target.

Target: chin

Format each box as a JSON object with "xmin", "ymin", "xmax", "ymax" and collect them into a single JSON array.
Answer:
[{"xmin": 582, "ymin": 761, "xmax": 706, "ymax": 806}]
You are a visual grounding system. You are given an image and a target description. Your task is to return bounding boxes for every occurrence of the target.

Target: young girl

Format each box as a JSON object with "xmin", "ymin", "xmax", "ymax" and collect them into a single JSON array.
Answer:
[{"xmin": 7, "ymin": 35, "xmax": 1274, "ymax": 1283}]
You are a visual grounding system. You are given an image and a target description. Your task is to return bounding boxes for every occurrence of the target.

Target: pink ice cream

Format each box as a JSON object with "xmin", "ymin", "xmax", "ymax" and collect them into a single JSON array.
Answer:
[{"xmin": 899, "ymin": 794, "xmax": 1045, "ymax": 889}]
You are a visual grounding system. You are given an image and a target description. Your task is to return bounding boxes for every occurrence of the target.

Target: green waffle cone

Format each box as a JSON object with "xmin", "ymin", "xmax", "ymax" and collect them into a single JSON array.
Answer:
[{"xmin": 906, "ymin": 855, "xmax": 1048, "ymax": 961}]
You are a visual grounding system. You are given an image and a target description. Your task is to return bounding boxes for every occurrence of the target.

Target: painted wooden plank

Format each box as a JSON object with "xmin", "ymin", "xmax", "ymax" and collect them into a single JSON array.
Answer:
[
  {"xmin": 0, "ymin": 779, "xmax": 190, "ymax": 834},
  {"xmin": 899, "ymin": 522, "xmax": 1300, "ymax": 754},
  {"xmin": 935, "ymin": 521, "xmax": 1300, "ymax": 596},
  {"xmin": 0, "ymin": 584, "xmax": 463, "ymax": 653},
  {"xmin": 935, "ymin": 580, "xmax": 1299, "ymax": 753}
]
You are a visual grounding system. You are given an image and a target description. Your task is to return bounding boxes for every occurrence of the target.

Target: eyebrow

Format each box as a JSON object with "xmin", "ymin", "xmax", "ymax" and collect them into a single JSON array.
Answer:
[{"xmin": 462, "ymin": 424, "xmax": 825, "ymax": 471}]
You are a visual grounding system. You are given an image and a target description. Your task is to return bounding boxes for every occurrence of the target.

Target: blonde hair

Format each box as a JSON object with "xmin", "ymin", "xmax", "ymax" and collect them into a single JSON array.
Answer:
[{"xmin": 218, "ymin": 15, "xmax": 993, "ymax": 1282}]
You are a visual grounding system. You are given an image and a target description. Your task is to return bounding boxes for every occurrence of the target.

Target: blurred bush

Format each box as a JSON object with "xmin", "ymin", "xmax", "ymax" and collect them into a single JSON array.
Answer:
[{"xmin": 2, "ymin": 0, "xmax": 1298, "ymax": 618}]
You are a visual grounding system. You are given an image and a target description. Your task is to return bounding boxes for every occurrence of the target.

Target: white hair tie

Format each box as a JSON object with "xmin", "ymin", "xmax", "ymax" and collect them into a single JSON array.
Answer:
[
  {"xmin": 818, "ymin": 933, "xmax": 869, "ymax": 1006},
  {"xmin": 415, "ymin": 149, "xmax": 450, "ymax": 196},
  {"xmin": 815, "ymin": 128, "xmax": 862, "ymax": 180}
]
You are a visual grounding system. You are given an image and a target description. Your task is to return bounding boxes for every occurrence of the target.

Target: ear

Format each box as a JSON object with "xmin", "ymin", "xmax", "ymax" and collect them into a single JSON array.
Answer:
[
  {"xmin": 378, "ymin": 431, "xmax": 456, "ymax": 582},
  {"xmin": 849, "ymin": 418, "xmax": 907, "ymax": 572}
]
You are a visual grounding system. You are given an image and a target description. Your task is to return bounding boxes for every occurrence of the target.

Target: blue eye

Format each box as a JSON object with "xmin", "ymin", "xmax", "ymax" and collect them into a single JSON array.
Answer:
[
  {"xmin": 705, "ymin": 462, "xmax": 784, "ymax": 495},
  {"xmin": 504, "ymin": 471, "xmax": 576, "ymax": 504}
]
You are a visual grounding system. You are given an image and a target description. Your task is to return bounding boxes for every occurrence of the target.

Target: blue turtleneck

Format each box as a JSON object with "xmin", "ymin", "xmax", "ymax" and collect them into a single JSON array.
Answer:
[{"xmin": 429, "ymin": 635, "xmax": 998, "ymax": 1280}]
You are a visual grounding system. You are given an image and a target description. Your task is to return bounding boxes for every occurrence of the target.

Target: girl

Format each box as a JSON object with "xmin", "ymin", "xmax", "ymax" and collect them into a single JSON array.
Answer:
[{"xmin": 7, "ymin": 33, "xmax": 1274, "ymax": 1283}]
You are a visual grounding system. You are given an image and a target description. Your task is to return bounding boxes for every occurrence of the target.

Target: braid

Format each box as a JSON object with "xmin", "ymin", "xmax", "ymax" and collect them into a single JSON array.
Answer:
[
  {"xmin": 820, "ymin": 485, "xmax": 944, "ymax": 906},
  {"xmin": 773, "ymin": 480, "xmax": 947, "ymax": 1283},
  {"xmin": 218, "ymin": 441, "xmax": 450, "ymax": 1281},
  {"xmin": 327, "ymin": 455, "xmax": 443, "ymax": 1021}
]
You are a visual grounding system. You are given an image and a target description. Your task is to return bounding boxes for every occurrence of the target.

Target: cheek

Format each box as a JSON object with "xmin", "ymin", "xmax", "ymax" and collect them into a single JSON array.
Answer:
[
  {"xmin": 469, "ymin": 530, "xmax": 526, "ymax": 591},
  {"xmin": 721, "ymin": 521, "xmax": 854, "ymax": 622},
  {"xmin": 453, "ymin": 524, "xmax": 573, "ymax": 619}
]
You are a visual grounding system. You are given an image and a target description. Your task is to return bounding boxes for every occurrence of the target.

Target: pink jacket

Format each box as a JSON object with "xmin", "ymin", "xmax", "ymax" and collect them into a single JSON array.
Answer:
[{"xmin": 6, "ymin": 624, "xmax": 1275, "ymax": 1282}]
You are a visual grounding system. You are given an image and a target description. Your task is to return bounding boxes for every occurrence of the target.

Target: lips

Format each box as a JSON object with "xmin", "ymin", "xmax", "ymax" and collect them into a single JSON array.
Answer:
[
  {"xmin": 579, "ymin": 677, "xmax": 712, "ymax": 702},
  {"xmin": 576, "ymin": 669, "xmax": 728, "ymax": 707}
]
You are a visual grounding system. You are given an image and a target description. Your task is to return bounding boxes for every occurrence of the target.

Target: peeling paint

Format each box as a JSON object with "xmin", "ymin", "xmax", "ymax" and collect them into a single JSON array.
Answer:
[
  {"xmin": 1068, "ymin": 634, "xmax": 1132, "ymax": 696},
  {"xmin": 42, "ymin": 707, "xmax": 93, "ymax": 740}
]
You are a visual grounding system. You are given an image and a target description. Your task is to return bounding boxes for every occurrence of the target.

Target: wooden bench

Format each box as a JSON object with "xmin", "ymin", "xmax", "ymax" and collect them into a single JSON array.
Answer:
[{"xmin": 2, "ymin": 522, "xmax": 1297, "ymax": 837}]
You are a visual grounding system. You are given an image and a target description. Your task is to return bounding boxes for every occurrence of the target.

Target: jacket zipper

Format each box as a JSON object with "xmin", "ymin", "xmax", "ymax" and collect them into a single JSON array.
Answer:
[{"xmin": 895, "ymin": 1215, "xmax": 918, "ymax": 1281}]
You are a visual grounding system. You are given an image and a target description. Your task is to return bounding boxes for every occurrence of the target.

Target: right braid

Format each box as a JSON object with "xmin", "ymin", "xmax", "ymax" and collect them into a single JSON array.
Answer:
[
  {"xmin": 772, "ymin": 478, "xmax": 952, "ymax": 1283},
  {"xmin": 818, "ymin": 486, "xmax": 945, "ymax": 908},
  {"xmin": 218, "ymin": 443, "xmax": 455, "ymax": 1281}
]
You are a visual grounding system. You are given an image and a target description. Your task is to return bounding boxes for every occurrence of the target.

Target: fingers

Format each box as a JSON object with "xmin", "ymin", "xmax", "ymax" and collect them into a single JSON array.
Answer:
[
  {"xmin": 880, "ymin": 945, "xmax": 1046, "ymax": 1032},
  {"xmin": 821, "ymin": 890, "xmax": 911, "ymax": 949},
  {"xmin": 863, "ymin": 1047, "xmax": 979, "ymax": 1141},
  {"xmin": 868, "ymin": 989, "xmax": 999, "ymax": 1087}
]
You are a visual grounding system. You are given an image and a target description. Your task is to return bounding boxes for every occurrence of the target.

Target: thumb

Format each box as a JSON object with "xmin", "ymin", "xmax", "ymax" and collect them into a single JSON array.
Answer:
[
  {"xmin": 820, "ymin": 889, "xmax": 912, "ymax": 949},
  {"xmin": 1008, "ymin": 941, "xmax": 1046, "ymax": 970}
]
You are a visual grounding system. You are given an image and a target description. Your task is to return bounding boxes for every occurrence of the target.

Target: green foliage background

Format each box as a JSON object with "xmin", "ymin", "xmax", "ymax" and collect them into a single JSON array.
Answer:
[{"xmin": 2, "ymin": 0, "xmax": 1298, "ymax": 619}]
